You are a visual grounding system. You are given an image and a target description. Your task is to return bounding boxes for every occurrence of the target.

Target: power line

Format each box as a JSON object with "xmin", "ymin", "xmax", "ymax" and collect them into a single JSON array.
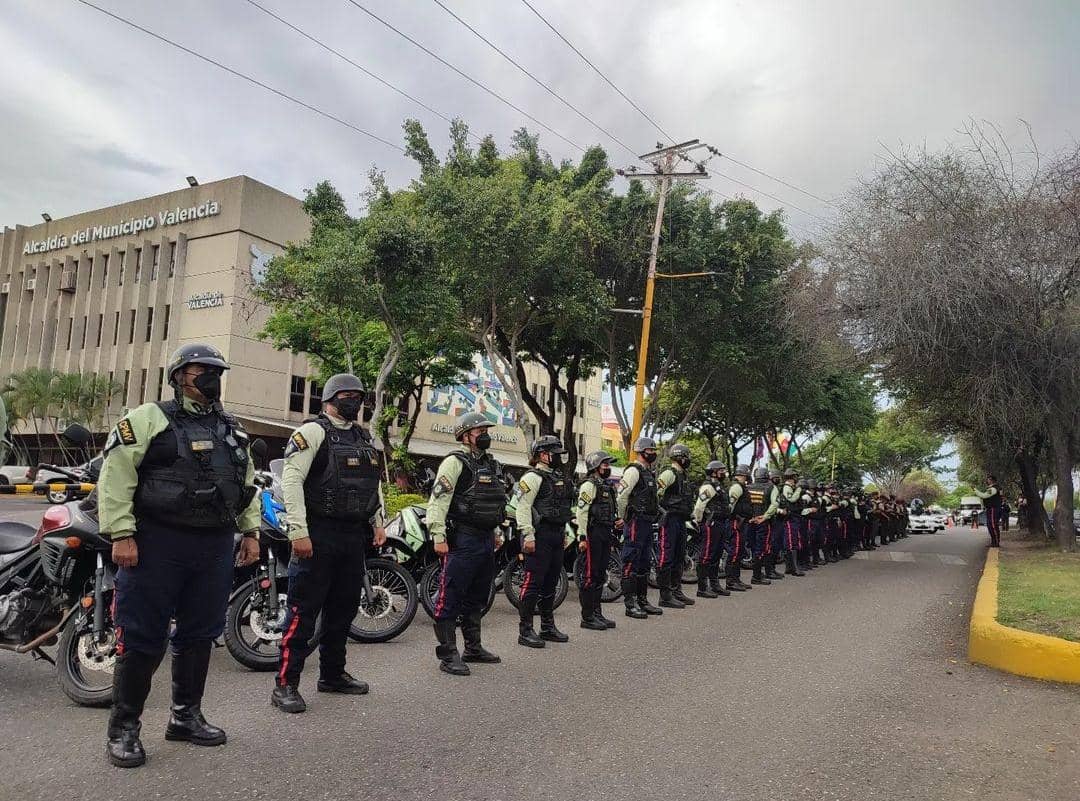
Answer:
[
  {"xmin": 719, "ymin": 154, "xmax": 840, "ymax": 209},
  {"xmin": 709, "ymin": 169, "xmax": 828, "ymax": 222},
  {"xmin": 430, "ymin": 0, "xmax": 638, "ymax": 159},
  {"xmin": 243, "ymin": 0, "xmax": 468, "ymax": 135},
  {"xmin": 344, "ymin": 0, "xmax": 584, "ymax": 152},
  {"xmin": 518, "ymin": 0, "xmax": 675, "ymax": 145},
  {"xmin": 73, "ymin": 0, "xmax": 404, "ymax": 152}
]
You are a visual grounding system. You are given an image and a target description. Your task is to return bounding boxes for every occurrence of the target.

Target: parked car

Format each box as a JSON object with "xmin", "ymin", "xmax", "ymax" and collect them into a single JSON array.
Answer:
[{"xmin": 907, "ymin": 507, "xmax": 945, "ymax": 534}]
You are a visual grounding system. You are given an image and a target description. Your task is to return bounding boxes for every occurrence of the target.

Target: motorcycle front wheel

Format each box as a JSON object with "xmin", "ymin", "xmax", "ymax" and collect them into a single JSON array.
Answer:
[
  {"xmin": 56, "ymin": 610, "xmax": 116, "ymax": 707},
  {"xmin": 347, "ymin": 558, "xmax": 418, "ymax": 643},
  {"xmin": 503, "ymin": 559, "xmax": 568, "ymax": 610},
  {"xmin": 572, "ymin": 550, "xmax": 624, "ymax": 602},
  {"xmin": 419, "ymin": 560, "xmax": 496, "ymax": 620},
  {"xmin": 223, "ymin": 580, "xmax": 288, "ymax": 671}
]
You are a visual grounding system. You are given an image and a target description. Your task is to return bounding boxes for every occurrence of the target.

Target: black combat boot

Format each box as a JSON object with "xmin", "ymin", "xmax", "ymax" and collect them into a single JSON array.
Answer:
[
  {"xmin": 708, "ymin": 564, "xmax": 731, "ymax": 596},
  {"xmin": 785, "ymin": 551, "xmax": 805, "ymax": 577},
  {"xmin": 580, "ymin": 587, "xmax": 607, "ymax": 630},
  {"xmin": 107, "ymin": 649, "xmax": 163, "ymax": 768},
  {"xmin": 434, "ymin": 620, "xmax": 470, "ymax": 675},
  {"xmin": 750, "ymin": 558, "xmax": 771, "ymax": 585},
  {"xmin": 726, "ymin": 561, "xmax": 748, "ymax": 591},
  {"xmin": 318, "ymin": 671, "xmax": 370, "ymax": 695},
  {"xmin": 539, "ymin": 596, "xmax": 570, "ymax": 643},
  {"xmin": 461, "ymin": 612, "xmax": 501, "ymax": 663},
  {"xmin": 623, "ymin": 576, "xmax": 648, "ymax": 619},
  {"xmin": 672, "ymin": 567, "xmax": 695, "ymax": 605},
  {"xmin": 658, "ymin": 567, "xmax": 685, "ymax": 609},
  {"xmin": 636, "ymin": 573, "xmax": 664, "ymax": 615},
  {"xmin": 165, "ymin": 643, "xmax": 227, "ymax": 746},
  {"xmin": 696, "ymin": 563, "xmax": 718, "ymax": 598},
  {"xmin": 518, "ymin": 596, "xmax": 545, "ymax": 648},
  {"xmin": 593, "ymin": 589, "xmax": 617, "ymax": 628},
  {"xmin": 764, "ymin": 554, "xmax": 783, "ymax": 579},
  {"xmin": 271, "ymin": 683, "xmax": 307, "ymax": 713}
]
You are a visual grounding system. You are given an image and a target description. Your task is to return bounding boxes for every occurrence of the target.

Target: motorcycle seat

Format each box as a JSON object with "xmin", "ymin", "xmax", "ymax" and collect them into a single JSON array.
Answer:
[{"xmin": 0, "ymin": 521, "xmax": 38, "ymax": 554}]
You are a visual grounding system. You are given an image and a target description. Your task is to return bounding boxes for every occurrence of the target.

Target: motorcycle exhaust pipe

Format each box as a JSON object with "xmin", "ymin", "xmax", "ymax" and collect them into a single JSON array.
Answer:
[{"xmin": 0, "ymin": 604, "xmax": 80, "ymax": 654}]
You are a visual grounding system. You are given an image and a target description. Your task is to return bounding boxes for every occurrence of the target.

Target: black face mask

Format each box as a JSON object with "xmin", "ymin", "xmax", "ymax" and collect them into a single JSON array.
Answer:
[
  {"xmin": 642, "ymin": 452, "xmax": 658, "ymax": 464},
  {"xmin": 548, "ymin": 454, "xmax": 564, "ymax": 469},
  {"xmin": 334, "ymin": 397, "xmax": 364, "ymax": 421},
  {"xmin": 474, "ymin": 432, "xmax": 492, "ymax": 451},
  {"xmin": 675, "ymin": 456, "xmax": 690, "ymax": 469},
  {"xmin": 598, "ymin": 466, "xmax": 611, "ymax": 479},
  {"xmin": 192, "ymin": 371, "xmax": 221, "ymax": 402}
]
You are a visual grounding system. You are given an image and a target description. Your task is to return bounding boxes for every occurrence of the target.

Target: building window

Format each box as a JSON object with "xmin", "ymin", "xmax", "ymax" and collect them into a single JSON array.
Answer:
[
  {"xmin": 81, "ymin": 316, "xmax": 87, "ymax": 349},
  {"xmin": 168, "ymin": 241, "xmax": 176, "ymax": 277},
  {"xmin": 578, "ymin": 432, "xmax": 584, "ymax": 455},
  {"xmin": 579, "ymin": 398, "xmax": 585, "ymax": 418},
  {"xmin": 95, "ymin": 314, "xmax": 103, "ymax": 348},
  {"xmin": 157, "ymin": 367, "xmax": 165, "ymax": 400},
  {"xmin": 308, "ymin": 382, "xmax": 322, "ymax": 415},
  {"xmin": 122, "ymin": 370, "xmax": 130, "ymax": 401},
  {"xmin": 162, "ymin": 305, "xmax": 170, "ymax": 340},
  {"xmin": 138, "ymin": 369, "xmax": 148, "ymax": 403},
  {"xmin": 133, "ymin": 248, "xmax": 142, "ymax": 283},
  {"xmin": 288, "ymin": 375, "xmax": 305, "ymax": 413},
  {"xmin": 128, "ymin": 309, "xmax": 136, "ymax": 344},
  {"xmin": 151, "ymin": 245, "xmax": 160, "ymax": 281},
  {"xmin": 145, "ymin": 307, "xmax": 154, "ymax": 342},
  {"xmin": 66, "ymin": 318, "xmax": 73, "ymax": 350},
  {"xmin": 113, "ymin": 311, "xmax": 120, "ymax": 346},
  {"xmin": 557, "ymin": 394, "xmax": 563, "ymax": 414}
]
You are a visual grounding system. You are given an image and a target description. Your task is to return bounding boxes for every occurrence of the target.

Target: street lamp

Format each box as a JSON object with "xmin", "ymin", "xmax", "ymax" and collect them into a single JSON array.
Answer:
[{"xmin": 186, "ymin": 176, "xmax": 199, "ymax": 187}]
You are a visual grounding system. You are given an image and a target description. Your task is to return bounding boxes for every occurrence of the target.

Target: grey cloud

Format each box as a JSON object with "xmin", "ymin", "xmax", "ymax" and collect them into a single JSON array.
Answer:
[{"xmin": 76, "ymin": 144, "xmax": 169, "ymax": 177}]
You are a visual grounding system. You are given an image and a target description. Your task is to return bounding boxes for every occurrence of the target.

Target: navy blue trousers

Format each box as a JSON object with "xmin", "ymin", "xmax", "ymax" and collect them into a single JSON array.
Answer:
[{"xmin": 432, "ymin": 525, "xmax": 495, "ymax": 622}]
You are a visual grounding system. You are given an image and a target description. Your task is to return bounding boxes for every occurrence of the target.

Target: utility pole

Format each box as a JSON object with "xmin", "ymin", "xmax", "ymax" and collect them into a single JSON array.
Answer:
[{"xmin": 616, "ymin": 139, "xmax": 713, "ymax": 450}]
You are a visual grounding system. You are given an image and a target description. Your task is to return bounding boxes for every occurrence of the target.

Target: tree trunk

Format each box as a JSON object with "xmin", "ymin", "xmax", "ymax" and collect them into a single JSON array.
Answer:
[
  {"xmin": 1014, "ymin": 447, "xmax": 1046, "ymax": 537},
  {"xmin": 371, "ymin": 339, "xmax": 404, "ymax": 479},
  {"xmin": 1046, "ymin": 415, "xmax": 1076, "ymax": 552}
]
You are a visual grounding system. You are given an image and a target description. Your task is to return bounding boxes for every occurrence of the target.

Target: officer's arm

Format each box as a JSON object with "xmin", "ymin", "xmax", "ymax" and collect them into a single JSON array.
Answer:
[
  {"xmin": 426, "ymin": 456, "xmax": 463, "ymax": 545},
  {"xmin": 236, "ymin": 450, "xmax": 262, "ymax": 534},
  {"xmin": 615, "ymin": 466, "xmax": 639, "ymax": 519},
  {"xmin": 371, "ymin": 483, "xmax": 387, "ymax": 529},
  {"xmin": 97, "ymin": 405, "xmax": 170, "ymax": 540},
  {"xmin": 692, "ymin": 484, "xmax": 715, "ymax": 524},
  {"xmin": 656, "ymin": 468, "xmax": 676, "ymax": 500},
  {"xmin": 575, "ymin": 481, "xmax": 596, "ymax": 535},
  {"xmin": 972, "ymin": 487, "xmax": 991, "ymax": 499},
  {"xmin": 762, "ymin": 486, "xmax": 779, "ymax": 520},
  {"xmin": 280, "ymin": 422, "xmax": 325, "ymax": 542},
  {"xmin": 801, "ymin": 492, "xmax": 815, "ymax": 516},
  {"xmin": 729, "ymin": 482, "xmax": 743, "ymax": 509},
  {"xmin": 514, "ymin": 472, "xmax": 543, "ymax": 543}
]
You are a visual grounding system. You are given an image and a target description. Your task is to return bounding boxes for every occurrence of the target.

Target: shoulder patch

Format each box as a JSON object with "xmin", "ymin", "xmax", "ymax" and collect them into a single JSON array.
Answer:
[
  {"xmin": 432, "ymin": 476, "xmax": 454, "ymax": 499},
  {"xmin": 116, "ymin": 418, "xmax": 137, "ymax": 446},
  {"xmin": 518, "ymin": 479, "xmax": 531, "ymax": 493},
  {"xmin": 291, "ymin": 432, "xmax": 309, "ymax": 451}
]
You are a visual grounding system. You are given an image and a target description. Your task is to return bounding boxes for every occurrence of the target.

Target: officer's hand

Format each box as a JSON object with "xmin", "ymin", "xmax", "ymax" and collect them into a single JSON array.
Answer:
[
  {"xmin": 292, "ymin": 537, "xmax": 314, "ymax": 559},
  {"xmin": 523, "ymin": 539, "xmax": 537, "ymax": 554},
  {"xmin": 373, "ymin": 527, "xmax": 387, "ymax": 547},
  {"xmin": 112, "ymin": 537, "xmax": 138, "ymax": 568},
  {"xmin": 237, "ymin": 536, "xmax": 260, "ymax": 566},
  {"xmin": 434, "ymin": 541, "xmax": 450, "ymax": 556},
  {"xmin": 578, "ymin": 539, "xmax": 587, "ymax": 553},
  {"xmin": 494, "ymin": 533, "xmax": 505, "ymax": 549},
  {"xmin": 614, "ymin": 518, "xmax": 625, "ymax": 530}
]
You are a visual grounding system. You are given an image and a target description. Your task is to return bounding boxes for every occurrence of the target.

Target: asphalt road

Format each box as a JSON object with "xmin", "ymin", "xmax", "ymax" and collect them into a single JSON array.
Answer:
[{"xmin": 0, "ymin": 510, "xmax": 1077, "ymax": 801}]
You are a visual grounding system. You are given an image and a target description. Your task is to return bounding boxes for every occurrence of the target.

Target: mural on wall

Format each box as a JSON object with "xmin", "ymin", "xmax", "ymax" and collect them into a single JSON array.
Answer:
[{"xmin": 426, "ymin": 355, "xmax": 518, "ymax": 427}]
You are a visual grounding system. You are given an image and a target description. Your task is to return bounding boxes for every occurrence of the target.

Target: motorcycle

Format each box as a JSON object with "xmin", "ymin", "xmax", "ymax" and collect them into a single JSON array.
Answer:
[{"xmin": 28, "ymin": 457, "xmax": 102, "ymax": 505}]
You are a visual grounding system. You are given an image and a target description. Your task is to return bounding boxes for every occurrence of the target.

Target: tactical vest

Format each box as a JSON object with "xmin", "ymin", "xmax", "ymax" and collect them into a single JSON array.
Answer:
[
  {"xmin": 981, "ymin": 488, "xmax": 1003, "ymax": 508},
  {"xmin": 778, "ymin": 484, "xmax": 799, "ymax": 516},
  {"xmin": 624, "ymin": 463, "xmax": 659, "ymax": 519},
  {"xmin": 840, "ymin": 499, "xmax": 855, "ymax": 520},
  {"xmin": 659, "ymin": 467, "xmax": 695, "ymax": 517},
  {"xmin": 826, "ymin": 497, "xmax": 841, "ymax": 518},
  {"xmin": 746, "ymin": 480, "xmax": 772, "ymax": 517},
  {"xmin": 448, "ymin": 451, "xmax": 507, "ymax": 530},
  {"xmin": 810, "ymin": 495, "xmax": 827, "ymax": 520},
  {"xmin": 705, "ymin": 479, "xmax": 730, "ymax": 521},
  {"xmin": 302, "ymin": 416, "xmax": 380, "ymax": 522},
  {"xmin": 730, "ymin": 482, "xmax": 752, "ymax": 519},
  {"xmin": 530, "ymin": 469, "xmax": 574, "ymax": 527},
  {"xmin": 134, "ymin": 400, "xmax": 252, "ymax": 528},
  {"xmin": 585, "ymin": 476, "xmax": 617, "ymax": 532}
]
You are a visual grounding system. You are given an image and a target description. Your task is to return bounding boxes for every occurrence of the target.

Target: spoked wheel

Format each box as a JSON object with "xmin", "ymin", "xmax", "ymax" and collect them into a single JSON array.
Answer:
[
  {"xmin": 223, "ymin": 579, "xmax": 287, "ymax": 671},
  {"xmin": 419, "ymin": 560, "xmax": 496, "ymax": 620},
  {"xmin": 56, "ymin": 610, "xmax": 116, "ymax": 707},
  {"xmin": 572, "ymin": 550, "xmax": 624, "ymax": 602},
  {"xmin": 503, "ymin": 559, "xmax": 568, "ymax": 610},
  {"xmin": 681, "ymin": 536, "xmax": 699, "ymax": 584},
  {"xmin": 348, "ymin": 558, "xmax": 418, "ymax": 643}
]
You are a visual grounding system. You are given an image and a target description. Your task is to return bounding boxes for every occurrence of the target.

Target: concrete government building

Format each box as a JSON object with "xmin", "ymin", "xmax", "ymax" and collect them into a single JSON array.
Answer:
[{"xmin": 0, "ymin": 176, "xmax": 603, "ymax": 468}]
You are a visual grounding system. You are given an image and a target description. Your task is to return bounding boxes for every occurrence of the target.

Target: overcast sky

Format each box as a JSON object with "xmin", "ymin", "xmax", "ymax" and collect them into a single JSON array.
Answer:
[{"xmin": 2, "ymin": 0, "xmax": 1079, "ymax": 238}]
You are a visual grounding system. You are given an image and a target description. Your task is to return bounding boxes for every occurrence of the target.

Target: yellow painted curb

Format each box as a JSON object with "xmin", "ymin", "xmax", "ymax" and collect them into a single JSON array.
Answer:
[{"xmin": 968, "ymin": 548, "xmax": 1080, "ymax": 683}]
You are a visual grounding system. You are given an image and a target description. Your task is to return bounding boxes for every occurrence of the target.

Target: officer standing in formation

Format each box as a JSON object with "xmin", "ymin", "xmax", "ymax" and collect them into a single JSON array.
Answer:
[
  {"xmin": 617, "ymin": 437, "xmax": 665, "ymax": 619},
  {"xmin": 272, "ymin": 374, "xmax": 386, "ymax": 713},
  {"xmin": 691, "ymin": 461, "xmax": 732, "ymax": 598},
  {"xmin": 974, "ymin": 475, "xmax": 1004, "ymax": 547},
  {"xmin": 745, "ymin": 467, "xmax": 778, "ymax": 585},
  {"xmin": 99, "ymin": 344, "xmax": 261, "ymax": 768},
  {"xmin": 726, "ymin": 465, "xmax": 753, "ymax": 591},
  {"xmin": 656, "ymin": 444, "xmax": 696, "ymax": 609},
  {"xmin": 514, "ymin": 436, "xmax": 574, "ymax": 647},
  {"xmin": 424, "ymin": 412, "xmax": 505, "ymax": 675},
  {"xmin": 575, "ymin": 451, "xmax": 619, "ymax": 630},
  {"xmin": 777, "ymin": 468, "xmax": 805, "ymax": 577}
]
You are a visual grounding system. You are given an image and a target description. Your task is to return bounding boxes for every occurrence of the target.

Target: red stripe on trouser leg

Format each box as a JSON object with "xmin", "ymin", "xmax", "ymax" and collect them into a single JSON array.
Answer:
[
  {"xmin": 763, "ymin": 522, "xmax": 771, "ymax": 555},
  {"xmin": 520, "ymin": 570, "xmax": 533, "ymax": 599},
  {"xmin": 702, "ymin": 526, "xmax": 712, "ymax": 565},
  {"xmin": 584, "ymin": 541, "xmax": 592, "ymax": 589},
  {"xmin": 433, "ymin": 553, "xmax": 450, "ymax": 618},
  {"xmin": 785, "ymin": 521, "xmax": 794, "ymax": 550},
  {"xmin": 277, "ymin": 606, "xmax": 302, "ymax": 685},
  {"xmin": 658, "ymin": 524, "xmax": 668, "ymax": 567}
]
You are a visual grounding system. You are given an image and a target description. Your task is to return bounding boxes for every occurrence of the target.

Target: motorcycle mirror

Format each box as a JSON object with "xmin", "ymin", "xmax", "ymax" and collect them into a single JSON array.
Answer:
[
  {"xmin": 251, "ymin": 438, "xmax": 268, "ymax": 459},
  {"xmin": 61, "ymin": 423, "xmax": 92, "ymax": 447}
]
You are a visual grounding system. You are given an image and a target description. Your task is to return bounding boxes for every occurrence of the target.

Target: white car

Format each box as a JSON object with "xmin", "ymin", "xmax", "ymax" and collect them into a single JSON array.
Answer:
[{"xmin": 907, "ymin": 509, "xmax": 945, "ymax": 534}]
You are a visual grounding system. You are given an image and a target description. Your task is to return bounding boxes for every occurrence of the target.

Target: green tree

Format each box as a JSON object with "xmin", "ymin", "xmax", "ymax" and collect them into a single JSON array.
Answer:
[{"xmin": 831, "ymin": 407, "xmax": 946, "ymax": 494}]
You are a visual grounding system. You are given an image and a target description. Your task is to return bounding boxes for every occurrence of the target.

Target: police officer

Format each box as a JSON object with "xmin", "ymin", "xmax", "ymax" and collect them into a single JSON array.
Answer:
[
  {"xmin": 272, "ymin": 374, "xmax": 386, "ymax": 713},
  {"xmin": 777, "ymin": 468, "xmax": 805, "ymax": 577},
  {"xmin": 746, "ymin": 467, "xmax": 777, "ymax": 585},
  {"xmin": 726, "ymin": 464, "xmax": 753, "ymax": 591},
  {"xmin": 656, "ymin": 443, "xmax": 696, "ymax": 609},
  {"xmin": 575, "ymin": 451, "xmax": 618, "ymax": 630},
  {"xmin": 100, "ymin": 343, "xmax": 260, "ymax": 768},
  {"xmin": 763, "ymin": 469, "xmax": 785, "ymax": 580},
  {"xmin": 424, "ymin": 412, "xmax": 505, "ymax": 675},
  {"xmin": 796, "ymin": 479, "xmax": 817, "ymax": 571},
  {"xmin": 838, "ymin": 486, "xmax": 855, "ymax": 559},
  {"xmin": 617, "ymin": 437, "xmax": 665, "ymax": 618},
  {"xmin": 515, "ymin": 436, "xmax": 574, "ymax": 647},
  {"xmin": 691, "ymin": 461, "xmax": 732, "ymax": 598},
  {"xmin": 807, "ymin": 479, "xmax": 828, "ymax": 565}
]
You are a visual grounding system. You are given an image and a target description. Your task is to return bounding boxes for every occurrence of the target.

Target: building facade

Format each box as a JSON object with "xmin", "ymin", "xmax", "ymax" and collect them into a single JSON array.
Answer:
[{"xmin": 0, "ymin": 176, "xmax": 602, "ymax": 468}]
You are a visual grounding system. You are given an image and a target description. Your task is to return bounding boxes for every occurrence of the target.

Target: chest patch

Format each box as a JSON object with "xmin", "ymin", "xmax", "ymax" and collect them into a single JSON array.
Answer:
[{"xmin": 191, "ymin": 440, "xmax": 214, "ymax": 452}]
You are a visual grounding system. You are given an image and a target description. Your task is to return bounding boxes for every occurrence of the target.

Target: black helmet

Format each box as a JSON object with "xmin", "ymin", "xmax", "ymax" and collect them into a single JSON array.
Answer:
[
  {"xmin": 807, "ymin": 478, "xmax": 818, "ymax": 490},
  {"xmin": 632, "ymin": 436, "xmax": 657, "ymax": 453},
  {"xmin": 166, "ymin": 343, "xmax": 228, "ymax": 384},
  {"xmin": 734, "ymin": 464, "xmax": 751, "ymax": 478},
  {"xmin": 530, "ymin": 435, "xmax": 566, "ymax": 459},
  {"xmin": 768, "ymin": 469, "xmax": 782, "ymax": 481},
  {"xmin": 453, "ymin": 411, "xmax": 494, "ymax": 441},
  {"xmin": 705, "ymin": 460, "xmax": 726, "ymax": 474},
  {"xmin": 753, "ymin": 467, "xmax": 770, "ymax": 482},
  {"xmin": 585, "ymin": 450, "xmax": 615, "ymax": 472},
  {"xmin": 797, "ymin": 478, "xmax": 808, "ymax": 489},
  {"xmin": 783, "ymin": 468, "xmax": 798, "ymax": 479},
  {"xmin": 669, "ymin": 443, "xmax": 691, "ymax": 459},
  {"xmin": 321, "ymin": 373, "xmax": 365, "ymax": 402}
]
